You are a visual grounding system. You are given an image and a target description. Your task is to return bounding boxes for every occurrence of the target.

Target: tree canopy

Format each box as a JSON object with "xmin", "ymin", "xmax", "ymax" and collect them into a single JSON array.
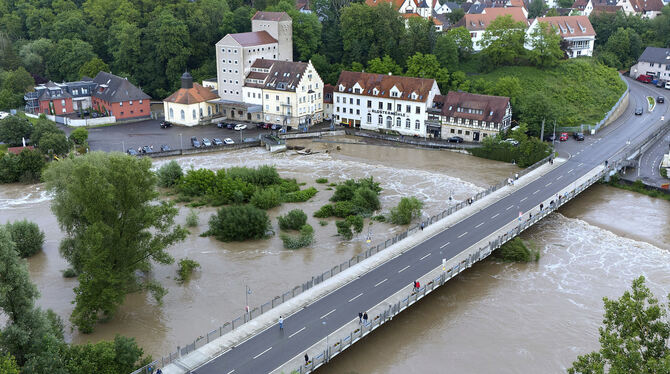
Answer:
[{"xmin": 480, "ymin": 15, "xmax": 528, "ymax": 68}]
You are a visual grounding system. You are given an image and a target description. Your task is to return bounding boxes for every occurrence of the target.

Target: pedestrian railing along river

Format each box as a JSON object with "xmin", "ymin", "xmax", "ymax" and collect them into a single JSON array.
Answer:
[{"xmin": 131, "ymin": 154, "xmax": 554, "ymax": 373}]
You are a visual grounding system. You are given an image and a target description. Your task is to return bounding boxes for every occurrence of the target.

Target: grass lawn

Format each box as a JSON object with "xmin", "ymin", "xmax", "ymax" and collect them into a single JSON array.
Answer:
[{"xmin": 647, "ymin": 96, "xmax": 655, "ymax": 109}]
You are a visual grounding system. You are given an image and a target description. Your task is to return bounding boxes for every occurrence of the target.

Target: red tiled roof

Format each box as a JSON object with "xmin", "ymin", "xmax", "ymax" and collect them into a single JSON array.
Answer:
[
  {"xmin": 572, "ymin": 0, "xmax": 589, "ymax": 9},
  {"xmin": 456, "ymin": 7, "xmax": 528, "ymax": 31},
  {"xmin": 7, "ymin": 146, "xmax": 35, "ymax": 155},
  {"xmin": 365, "ymin": 0, "xmax": 405, "ymax": 10},
  {"xmin": 164, "ymin": 82, "xmax": 218, "ymax": 105},
  {"xmin": 591, "ymin": 4, "xmax": 621, "ymax": 12},
  {"xmin": 230, "ymin": 31, "xmax": 277, "ymax": 47},
  {"xmin": 534, "ymin": 15, "xmax": 595, "ymax": 37},
  {"xmin": 335, "ymin": 71, "xmax": 436, "ymax": 103},
  {"xmin": 434, "ymin": 92, "xmax": 510, "ymax": 123}
]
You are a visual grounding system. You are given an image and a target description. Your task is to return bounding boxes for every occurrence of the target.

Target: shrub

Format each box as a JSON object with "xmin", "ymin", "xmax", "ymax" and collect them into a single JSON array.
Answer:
[
  {"xmin": 179, "ymin": 168, "xmax": 216, "ymax": 196},
  {"xmin": 70, "ymin": 127, "xmax": 89, "ymax": 145},
  {"xmin": 207, "ymin": 171, "xmax": 255, "ymax": 205},
  {"xmin": 316, "ymin": 177, "xmax": 328, "ymax": 184},
  {"xmin": 330, "ymin": 182, "xmax": 356, "ymax": 202},
  {"xmin": 333, "ymin": 200, "xmax": 356, "ymax": 218},
  {"xmin": 278, "ymin": 209, "xmax": 308, "ymax": 230},
  {"xmin": 661, "ymin": 167, "xmax": 668, "ymax": 179},
  {"xmin": 157, "ymin": 160, "xmax": 183, "ymax": 187},
  {"xmin": 186, "ymin": 209, "xmax": 199, "ymax": 227},
  {"xmin": 5, "ymin": 219, "xmax": 45, "ymax": 257},
  {"xmin": 389, "ymin": 197, "xmax": 423, "ymax": 225},
  {"xmin": 314, "ymin": 204, "xmax": 335, "ymax": 218},
  {"xmin": 372, "ymin": 215, "xmax": 386, "ymax": 222},
  {"xmin": 62, "ymin": 268, "xmax": 77, "ymax": 278},
  {"xmin": 250, "ymin": 187, "xmax": 282, "ymax": 209},
  {"xmin": 329, "ymin": 183, "xmax": 337, "ymax": 187},
  {"xmin": 279, "ymin": 224, "xmax": 314, "ymax": 249},
  {"xmin": 335, "ymin": 215, "xmax": 364, "ymax": 240},
  {"xmin": 276, "ymin": 178, "xmax": 300, "ymax": 193},
  {"xmin": 319, "ymin": 220, "xmax": 328, "ymax": 226},
  {"xmin": 207, "ymin": 204, "xmax": 271, "ymax": 241},
  {"xmin": 225, "ymin": 165, "xmax": 281, "ymax": 186},
  {"xmin": 351, "ymin": 187, "xmax": 381, "ymax": 215},
  {"xmin": 177, "ymin": 258, "xmax": 201, "ymax": 284},
  {"xmin": 283, "ymin": 187, "xmax": 318, "ymax": 202},
  {"xmin": 493, "ymin": 237, "xmax": 539, "ymax": 262}
]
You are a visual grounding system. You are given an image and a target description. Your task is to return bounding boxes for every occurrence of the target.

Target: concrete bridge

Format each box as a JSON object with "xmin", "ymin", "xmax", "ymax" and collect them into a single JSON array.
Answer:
[{"xmin": 135, "ymin": 79, "xmax": 668, "ymax": 374}]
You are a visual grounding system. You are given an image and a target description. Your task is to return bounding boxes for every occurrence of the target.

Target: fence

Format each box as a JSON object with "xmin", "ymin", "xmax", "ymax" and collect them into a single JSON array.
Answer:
[
  {"xmin": 131, "ymin": 153, "xmax": 555, "ymax": 373},
  {"xmin": 344, "ymin": 128, "xmax": 480, "ymax": 149}
]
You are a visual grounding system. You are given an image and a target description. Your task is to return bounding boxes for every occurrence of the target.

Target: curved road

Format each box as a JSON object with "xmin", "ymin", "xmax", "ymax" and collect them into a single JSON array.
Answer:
[{"xmin": 194, "ymin": 79, "xmax": 669, "ymax": 374}]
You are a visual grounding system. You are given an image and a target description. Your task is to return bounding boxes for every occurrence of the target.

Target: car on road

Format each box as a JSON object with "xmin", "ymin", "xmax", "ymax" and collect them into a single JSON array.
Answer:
[
  {"xmin": 503, "ymin": 138, "xmax": 519, "ymax": 146},
  {"xmin": 160, "ymin": 144, "xmax": 171, "ymax": 152},
  {"xmin": 559, "ymin": 132, "xmax": 569, "ymax": 141},
  {"xmin": 573, "ymin": 132, "xmax": 585, "ymax": 141},
  {"xmin": 202, "ymin": 137, "xmax": 212, "ymax": 147},
  {"xmin": 657, "ymin": 96, "xmax": 665, "ymax": 103},
  {"xmin": 226, "ymin": 123, "xmax": 235, "ymax": 129},
  {"xmin": 447, "ymin": 136, "xmax": 464, "ymax": 143},
  {"xmin": 126, "ymin": 148, "xmax": 138, "ymax": 156},
  {"xmin": 191, "ymin": 136, "xmax": 201, "ymax": 148},
  {"xmin": 141, "ymin": 145, "xmax": 153, "ymax": 154},
  {"xmin": 223, "ymin": 138, "xmax": 235, "ymax": 145},
  {"xmin": 212, "ymin": 138, "xmax": 223, "ymax": 146},
  {"xmin": 234, "ymin": 124, "xmax": 247, "ymax": 131},
  {"xmin": 217, "ymin": 122, "xmax": 225, "ymax": 128},
  {"xmin": 657, "ymin": 80, "xmax": 666, "ymax": 88},
  {"xmin": 160, "ymin": 121, "xmax": 172, "ymax": 129},
  {"xmin": 635, "ymin": 107, "xmax": 644, "ymax": 115},
  {"xmin": 262, "ymin": 123, "xmax": 271, "ymax": 129},
  {"xmin": 666, "ymin": 82, "xmax": 670, "ymax": 90},
  {"xmin": 543, "ymin": 133, "xmax": 556, "ymax": 142},
  {"xmin": 636, "ymin": 74, "xmax": 652, "ymax": 83},
  {"xmin": 271, "ymin": 124, "xmax": 283, "ymax": 131}
]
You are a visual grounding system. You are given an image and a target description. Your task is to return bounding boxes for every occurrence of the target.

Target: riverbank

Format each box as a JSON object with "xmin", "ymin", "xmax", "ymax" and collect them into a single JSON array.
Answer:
[{"xmin": 605, "ymin": 175, "xmax": 670, "ymax": 202}]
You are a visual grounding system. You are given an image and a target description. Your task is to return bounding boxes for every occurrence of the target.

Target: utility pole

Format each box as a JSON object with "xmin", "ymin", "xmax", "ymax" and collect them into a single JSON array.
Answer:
[
  {"xmin": 540, "ymin": 118, "xmax": 545, "ymax": 142},
  {"xmin": 552, "ymin": 120, "xmax": 557, "ymax": 147},
  {"xmin": 179, "ymin": 133, "xmax": 183, "ymax": 151}
]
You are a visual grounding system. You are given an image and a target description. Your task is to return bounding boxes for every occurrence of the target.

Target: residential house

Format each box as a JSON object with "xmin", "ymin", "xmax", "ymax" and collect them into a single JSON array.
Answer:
[
  {"xmin": 525, "ymin": 16, "xmax": 596, "ymax": 58},
  {"xmin": 332, "ymin": 71, "xmax": 441, "ymax": 137},
  {"xmin": 630, "ymin": 47, "xmax": 670, "ymax": 80},
  {"xmin": 454, "ymin": 7, "xmax": 528, "ymax": 51},
  {"xmin": 366, "ymin": 0, "xmax": 451, "ymax": 30},
  {"xmin": 163, "ymin": 72, "xmax": 220, "ymax": 127},
  {"xmin": 617, "ymin": 0, "xmax": 664, "ymax": 17},
  {"xmin": 242, "ymin": 59, "xmax": 324, "ymax": 127},
  {"xmin": 24, "ymin": 80, "xmax": 96, "ymax": 115},
  {"xmin": 202, "ymin": 78, "xmax": 218, "ymax": 91},
  {"xmin": 90, "ymin": 71, "xmax": 151, "ymax": 120},
  {"xmin": 296, "ymin": 0, "xmax": 312, "ymax": 12},
  {"xmin": 324, "ymin": 84, "xmax": 334, "ymax": 121},
  {"xmin": 427, "ymin": 91, "xmax": 511, "ymax": 142},
  {"xmin": 33, "ymin": 81, "xmax": 73, "ymax": 115}
]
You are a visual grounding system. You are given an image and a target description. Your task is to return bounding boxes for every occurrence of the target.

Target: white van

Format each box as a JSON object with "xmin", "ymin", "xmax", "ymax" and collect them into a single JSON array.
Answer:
[{"xmin": 665, "ymin": 81, "xmax": 670, "ymax": 90}]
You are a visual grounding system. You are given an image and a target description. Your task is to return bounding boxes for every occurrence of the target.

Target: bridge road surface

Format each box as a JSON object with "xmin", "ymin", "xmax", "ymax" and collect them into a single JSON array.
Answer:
[{"xmin": 194, "ymin": 81, "xmax": 667, "ymax": 374}]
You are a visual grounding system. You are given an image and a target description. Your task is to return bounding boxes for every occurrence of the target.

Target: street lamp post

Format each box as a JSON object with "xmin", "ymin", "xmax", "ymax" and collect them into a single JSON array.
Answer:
[
  {"xmin": 122, "ymin": 140, "xmax": 125, "ymax": 153},
  {"xmin": 179, "ymin": 133, "xmax": 183, "ymax": 151}
]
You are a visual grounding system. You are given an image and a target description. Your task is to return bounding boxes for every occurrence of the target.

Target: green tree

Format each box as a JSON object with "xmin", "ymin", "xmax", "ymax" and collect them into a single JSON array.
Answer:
[
  {"xmin": 106, "ymin": 21, "xmax": 142, "ymax": 78},
  {"xmin": 528, "ymin": 22, "xmax": 564, "ymax": 68},
  {"xmin": 78, "ymin": 57, "xmax": 109, "ymax": 80},
  {"xmin": 267, "ymin": 1, "xmax": 322, "ymax": 61},
  {"xmin": 30, "ymin": 118, "xmax": 62, "ymax": 146},
  {"xmin": 557, "ymin": 0, "xmax": 574, "ymax": 7},
  {"xmin": 487, "ymin": 76, "xmax": 522, "ymax": 108},
  {"xmin": 434, "ymin": 34, "xmax": 459, "ymax": 70},
  {"xmin": 527, "ymin": 0, "xmax": 547, "ymax": 18},
  {"xmin": 2, "ymin": 67, "xmax": 35, "ymax": 94},
  {"xmin": 340, "ymin": 3, "xmax": 405, "ymax": 65},
  {"xmin": 50, "ymin": 10, "xmax": 87, "ymax": 41},
  {"xmin": 568, "ymin": 276, "xmax": 670, "ymax": 374},
  {"xmin": 46, "ymin": 39, "xmax": 96, "ymax": 81},
  {"xmin": 445, "ymin": 27, "xmax": 473, "ymax": 60},
  {"xmin": 447, "ymin": 8, "xmax": 465, "ymax": 25},
  {"xmin": 278, "ymin": 209, "xmax": 308, "ymax": 231},
  {"xmin": 480, "ymin": 15, "xmax": 527, "ymax": 67},
  {"xmin": 70, "ymin": 127, "xmax": 88, "ymax": 146},
  {"xmin": 0, "ymin": 117, "xmax": 32, "ymax": 146},
  {"xmin": 401, "ymin": 17, "xmax": 437, "ymax": 61},
  {"xmin": 156, "ymin": 160, "xmax": 183, "ymax": 187},
  {"xmin": 389, "ymin": 197, "xmax": 423, "ymax": 225},
  {"xmin": 5, "ymin": 220, "xmax": 45, "ymax": 258},
  {"xmin": 367, "ymin": 55, "xmax": 403, "ymax": 75},
  {"xmin": 43, "ymin": 152, "xmax": 188, "ymax": 333},
  {"xmin": 0, "ymin": 353, "xmax": 19, "ymax": 374},
  {"xmin": 405, "ymin": 52, "xmax": 449, "ymax": 88},
  {"xmin": 206, "ymin": 204, "xmax": 271, "ymax": 241},
  {"xmin": 38, "ymin": 132, "xmax": 70, "ymax": 156},
  {"xmin": 19, "ymin": 38, "xmax": 53, "ymax": 77}
]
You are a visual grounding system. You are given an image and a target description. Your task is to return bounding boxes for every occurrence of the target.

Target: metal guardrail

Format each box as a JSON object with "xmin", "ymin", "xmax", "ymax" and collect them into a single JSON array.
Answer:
[{"xmin": 132, "ymin": 154, "xmax": 554, "ymax": 372}]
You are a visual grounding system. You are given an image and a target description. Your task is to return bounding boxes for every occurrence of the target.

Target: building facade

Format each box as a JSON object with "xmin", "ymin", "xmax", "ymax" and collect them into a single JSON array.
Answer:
[
  {"xmin": 455, "ymin": 7, "xmax": 528, "ymax": 51},
  {"xmin": 323, "ymin": 84, "xmax": 334, "ymax": 121},
  {"xmin": 215, "ymin": 12, "xmax": 292, "ymax": 104},
  {"xmin": 163, "ymin": 72, "xmax": 220, "ymax": 127},
  {"xmin": 428, "ymin": 91, "xmax": 511, "ymax": 142},
  {"xmin": 242, "ymin": 59, "xmax": 324, "ymax": 127},
  {"xmin": 25, "ymin": 80, "xmax": 96, "ymax": 114},
  {"xmin": 333, "ymin": 71, "xmax": 441, "ymax": 137},
  {"xmin": 630, "ymin": 47, "xmax": 670, "ymax": 80},
  {"xmin": 525, "ymin": 16, "xmax": 596, "ymax": 58},
  {"xmin": 90, "ymin": 71, "xmax": 151, "ymax": 120}
]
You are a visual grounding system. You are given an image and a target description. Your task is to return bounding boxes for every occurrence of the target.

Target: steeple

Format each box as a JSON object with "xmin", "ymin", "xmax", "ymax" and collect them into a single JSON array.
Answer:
[{"xmin": 181, "ymin": 71, "xmax": 193, "ymax": 89}]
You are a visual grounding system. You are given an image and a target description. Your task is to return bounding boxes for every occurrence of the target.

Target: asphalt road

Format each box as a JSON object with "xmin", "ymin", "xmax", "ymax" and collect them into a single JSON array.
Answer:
[{"xmin": 192, "ymin": 81, "xmax": 669, "ymax": 374}]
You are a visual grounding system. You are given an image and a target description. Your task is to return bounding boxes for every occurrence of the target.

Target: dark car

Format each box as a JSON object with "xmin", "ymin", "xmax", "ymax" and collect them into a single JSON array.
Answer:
[
  {"xmin": 217, "ymin": 122, "xmax": 226, "ymax": 128},
  {"xmin": 226, "ymin": 123, "xmax": 235, "ymax": 129},
  {"xmin": 657, "ymin": 96, "xmax": 665, "ymax": 103},
  {"xmin": 126, "ymin": 148, "xmax": 138, "ymax": 156},
  {"xmin": 160, "ymin": 121, "xmax": 172, "ymax": 129},
  {"xmin": 91, "ymin": 112, "xmax": 99, "ymax": 118},
  {"xmin": 635, "ymin": 107, "xmax": 644, "ymax": 115},
  {"xmin": 191, "ymin": 136, "xmax": 201, "ymax": 148},
  {"xmin": 271, "ymin": 124, "xmax": 283, "ymax": 130},
  {"xmin": 657, "ymin": 80, "xmax": 666, "ymax": 88},
  {"xmin": 141, "ymin": 145, "xmax": 153, "ymax": 153},
  {"xmin": 573, "ymin": 132, "xmax": 585, "ymax": 141},
  {"xmin": 212, "ymin": 138, "xmax": 223, "ymax": 146},
  {"xmin": 447, "ymin": 136, "xmax": 464, "ymax": 143},
  {"xmin": 160, "ymin": 144, "xmax": 171, "ymax": 152},
  {"xmin": 543, "ymin": 133, "xmax": 556, "ymax": 142}
]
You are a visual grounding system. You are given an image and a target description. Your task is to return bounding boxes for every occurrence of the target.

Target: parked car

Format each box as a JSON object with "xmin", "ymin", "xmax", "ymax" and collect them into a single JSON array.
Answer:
[
  {"xmin": 212, "ymin": 138, "xmax": 223, "ymax": 146},
  {"xmin": 223, "ymin": 138, "xmax": 235, "ymax": 145},
  {"xmin": 160, "ymin": 121, "xmax": 172, "ymax": 129},
  {"xmin": 271, "ymin": 124, "xmax": 283, "ymax": 130},
  {"xmin": 635, "ymin": 107, "xmax": 644, "ymax": 115},
  {"xmin": 234, "ymin": 124, "xmax": 247, "ymax": 131},
  {"xmin": 447, "ymin": 136, "xmax": 464, "ymax": 143},
  {"xmin": 503, "ymin": 138, "xmax": 519, "ymax": 146},
  {"xmin": 126, "ymin": 148, "xmax": 138, "ymax": 156},
  {"xmin": 262, "ymin": 123, "xmax": 271, "ymax": 129},
  {"xmin": 657, "ymin": 80, "xmax": 666, "ymax": 88},
  {"xmin": 543, "ymin": 133, "xmax": 556, "ymax": 142},
  {"xmin": 191, "ymin": 136, "xmax": 201, "ymax": 148},
  {"xmin": 226, "ymin": 123, "xmax": 235, "ymax": 129},
  {"xmin": 559, "ymin": 132, "xmax": 569, "ymax": 141},
  {"xmin": 657, "ymin": 96, "xmax": 665, "ymax": 103},
  {"xmin": 244, "ymin": 137, "xmax": 257, "ymax": 143},
  {"xmin": 666, "ymin": 82, "xmax": 670, "ymax": 90},
  {"xmin": 217, "ymin": 122, "xmax": 226, "ymax": 128},
  {"xmin": 202, "ymin": 137, "xmax": 212, "ymax": 147},
  {"xmin": 141, "ymin": 146, "xmax": 153, "ymax": 153},
  {"xmin": 636, "ymin": 74, "xmax": 652, "ymax": 83},
  {"xmin": 573, "ymin": 132, "xmax": 585, "ymax": 141},
  {"xmin": 160, "ymin": 144, "xmax": 171, "ymax": 152}
]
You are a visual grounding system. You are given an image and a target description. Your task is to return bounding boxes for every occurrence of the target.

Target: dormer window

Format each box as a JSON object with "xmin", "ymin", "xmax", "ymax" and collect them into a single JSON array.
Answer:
[
  {"xmin": 373, "ymin": 88, "xmax": 379, "ymax": 95},
  {"xmin": 354, "ymin": 88, "xmax": 361, "ymax": 94},
  {"xmin": 339, "ymin": 84, "xmax": 345, "ymax": 92},
  {"xmin": 391, "ymin": 91, "xmax": 398, "ymax": 97}
]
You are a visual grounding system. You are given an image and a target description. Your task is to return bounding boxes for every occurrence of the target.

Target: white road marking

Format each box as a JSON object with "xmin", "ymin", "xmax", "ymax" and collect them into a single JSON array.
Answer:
[
  {"xmin": 458, "ymin": 232, "xmax": 468, "ymax": 238},
  {"xmin": 254, "ymin": 347, "xmax": 272, "ymax": 359},
  {"xmin": 491, "ymin": 213, "xmax": 499, "ymax": 219},
  {"xmin": 506, "ymin": 205, "xmax": 513, "ymax": 210},
  {"xmin": 475, "ymin": 222, "xmax": 484, "ymax": 228},
  {"xmin": 320, "ymin": 309, "xmax": 336, "ymax": 319},
  {"xmin": 556, "ymin": 175, "xmax": 563, "ymax": 180},
  {"xmin": 288, "ymin": 327, "xmax": 306, "ymax": 339},
  {"xmin": 440, "ymin": 242, "xmax": 450, "ymax": 248},
  {"xmin": 578, "ymin": 163, "xmax": 584, "ymax": 166},
  {"xmin": 374, "ymin": 278, "xmax": 388, "ymax": 287},
  {"xmin": 420, "ymin": 253, "xmax": 431, "ymax": 260},
  {"xmin": 227, "ymin": 370, "xmax": 235, "ymax": 374},
  {"xmin": 568, "ymin": 169, "xmax": 574, "ymax": 173},
  {"xmin": 520, "ymin": 197, "xmax": 528, "ymax": 202},
  {"xmin": 545, "ymin": 182, "xmax": 552, "ymax": 187},
  {"xmin": 348, "ymin": 293, "xmax": 363, "ymax": 303},
  {"xmin": 398, "ymin": 265, "xmax": 410, "ymax": 273},
  {"xmin": 533, "ymin": 189, "xmax": 540, "ymax": 195}
]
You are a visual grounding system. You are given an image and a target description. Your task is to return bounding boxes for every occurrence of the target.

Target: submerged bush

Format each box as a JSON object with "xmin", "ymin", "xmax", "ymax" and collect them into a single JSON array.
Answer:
[
  {"xmin": 314, "ymin": 204, "xmax": 335, "ymax": 218},
  {"xmin": 283, "ymin": 187, "xmax": 317, "ymax": 202},
  {"xmin": 5, "ymin": 219, "xmax": 45, "ymax": 257},
  {"xmin": 389, "ymin": 197, "xmax": 423, "ymax": 225},
  {"xmin": 250, "ymin": 187, "xmax": 282, "ymax": 209},
  {"xmin": 316, "ymin": 177, "xmax": 328, "ymax": 184},
  {"xmin": 336, "ymin": 215, "xmax": 364, "ymax": 240},
  {"xmin": 278, "ymin": 209, "xmax": 308, "ymax": 231},
  {"xmin": 280, "ymin": 224, "xmax": 314, "ymax": 249},
  {"xmin": 177, "ymin": 258, "xmax": 201, "ymax": 284},
  {"xmin": 157, "ymin": 160, "xmax": 183, "ymax": 187},
  {"xmin": 206, "ymin": 205, "xmax": 271, "ymax": 241},
  {"xmin": 186, "ymin": 209, "xmax": 199, "ymax": 227},
  {"xmin": 493, "ymin": 237, "xmax": 539, "ymax": 262}
]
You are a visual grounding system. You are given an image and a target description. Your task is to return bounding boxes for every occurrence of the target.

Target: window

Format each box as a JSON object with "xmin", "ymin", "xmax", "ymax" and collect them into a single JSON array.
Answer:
[
  {"xmin": 406, "ymin": 105, "xmax": 411, "ymax": 113},
  {"xmin": 266, "ymin": 94, "xmax": 269, "ymax": 99},
  {"xmin": 386, "ymin": 116, "xmax": 392, "ymax": 127},
  {"xmin": 180, "ymin": 110, "xmax": 185, "ymax": 120},
  {"xmin": 276, "ymin": 106, "xmax": 280, "ymax": 111},
  {"xmin": 276, "ymin": 95, "xmax": 279, "ymax": 101},
  {"xmin": 200, "ymin": 108, "xmax": 203, "ymax": 117},
  {"xmin": 465, "ymin": 131, "xmax": 470, "ymax": 136},
  {"xmin": 367, "ymin": 113, "xmax": 372, "ymax": 123},
  {"xmin": 139, "ymin": 100, "xmax": 143, "ymax": 104},
  {"xmin": 450, "ymin": 128, "xmax": 455, "ymax": 133},
  {"xmin": 265, "ymin": 105, "xmax": 269, "ymax": 110},
  {"xmin": 356, "ymin": 109, "xmax": 360, "ymax": 115},
  {"xmin": 336, "ymin": 107, "xmax": 339, "ymax": 112},
  {"xmin": 415, "ymin": 120, "xmax": 420, "ymax": 130},
  {"xmin": 120, "ymin": 112, "xmax": 124, "ymax": 115},
  {"xmin": 457, "ymin": 129, "xmax": 462, "ymax": 134},
  {"xmin": 396, "ymin": 117, "xmax": 401, "ymax": 127},
  {"xmin": 119, "ymin": 101, "xmax": 123, "ymax": 106},
  {"xmin": 192, "ymin": 109, "xmax": 196, "ymax": 119},
  {"xmin": 416, "ymin": 106, "xmax": 420, "ymax": 114},
  {"xmin": 391, "ymin": 91, "xmax": 398, "ymax": 97},
  {"xmin": 387, "ymin": 103, "xmax": 392, "ymax": 111},
  {"xmin": 349, "ymin": 98, "xmax": 353, "ymax": 104},
  {"xmin": 367, "ymin": 100, "xmax": 372, "ymax": 108},
  {"xmin": 169, "ymin": 108, "xmax": 174, "ymax": 119},
  {"xmin": 61, "ymin": 99, "xmax": 65, "ymax": 106},
  {"xmin": 337, "ymin": 97, "xmax": 340, "ymax": 103},
  {"xmin": 349, "ymin": 108, "xmax": 353, "ymax": 114},
  {"xmin": 405, "ymin": 118, "xmax": 410, "ymax": 128},
  {"xmin": 378, "ymin": 102, "xmax": 383, "ymax": 109},
  {"xmin": 208, "ymin": 107, "xmax": 212, "ymax": 116},
  {"xmin": 247, "ymin": 92, "xmax": 250, "ymax": 98},
  {"xmin": 356, "ymin": 99, "xmax": 360, "ymax": 105},
  {"xmin": 235, "ymin": 60, "xmax": 238, "ymax": 64},
  {"xmin": 396, "ymin": 104, "xmax": 401, "ymax": 112}
]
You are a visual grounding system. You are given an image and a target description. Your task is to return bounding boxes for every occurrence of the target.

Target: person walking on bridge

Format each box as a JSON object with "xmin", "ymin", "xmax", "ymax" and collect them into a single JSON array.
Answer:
[
  {"xmin": 363, "ymin": 312, "xmax": 368, "ymax": 325},
  {"xmin": 359, "ymin": 311, "xmax": 363, "ymax": 323},
  {"xmin": 279, "ymin": 315, "xmax": 284, "ymax": 330}
]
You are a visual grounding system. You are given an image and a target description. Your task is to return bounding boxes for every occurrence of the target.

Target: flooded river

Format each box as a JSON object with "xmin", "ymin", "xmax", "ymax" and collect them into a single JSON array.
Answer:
[{"xmin": 1, "ymin": 137, "xmax": 668, "ymax": 373}]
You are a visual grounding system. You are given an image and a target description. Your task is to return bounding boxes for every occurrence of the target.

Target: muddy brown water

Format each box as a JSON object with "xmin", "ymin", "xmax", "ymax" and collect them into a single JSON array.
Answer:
[{"xmin": 1, "ymin": 137, "xmax": 668, "ymax": 373}]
